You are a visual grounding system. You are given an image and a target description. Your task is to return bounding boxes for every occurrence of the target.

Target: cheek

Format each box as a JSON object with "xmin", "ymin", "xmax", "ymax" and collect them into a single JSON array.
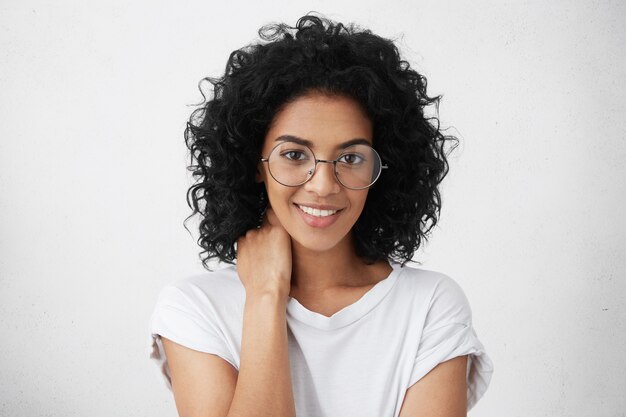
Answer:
[
  {"xmin": 350, "ymin": 191, "xmax": 369, "ymax": 212},
  {"xmin": 265, "ymin": 182, "xmax": 292, "ymax": 209}
]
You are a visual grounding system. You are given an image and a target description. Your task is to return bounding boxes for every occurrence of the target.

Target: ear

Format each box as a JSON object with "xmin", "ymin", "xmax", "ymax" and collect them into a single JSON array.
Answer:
[{"xmin": 255, "ymin": 162, "xmax": 264, "ymax": 183}]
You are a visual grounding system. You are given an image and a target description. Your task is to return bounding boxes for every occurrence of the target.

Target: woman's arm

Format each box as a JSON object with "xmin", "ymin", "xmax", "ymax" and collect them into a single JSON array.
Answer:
[
  {"xmin": 161, "ymin": 290, "xmax": 295, "ymax": 417},
  {"xmin": 162, "ymin": 337, "xmax": 238, "ymax": 417},
  {"xmin": 227, "ymin": 291, "xmax": 296, "ymax": 417},
  {"xmin": 163, "ymin": 206, "xmax": 296, "ymax": 417},
  {"xmin": 398, "ymin": 355, "xmax": 468, "ymax": 417},
  {"xmin": 227, "ymin": 206, "xmax": 296, "ymax": 417}
]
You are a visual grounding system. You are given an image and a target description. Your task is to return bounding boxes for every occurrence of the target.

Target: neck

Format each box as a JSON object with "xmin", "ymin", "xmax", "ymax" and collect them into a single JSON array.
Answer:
[{"xmin": 288, "ymin": 233, "xmax": 384, "ymax": 295}]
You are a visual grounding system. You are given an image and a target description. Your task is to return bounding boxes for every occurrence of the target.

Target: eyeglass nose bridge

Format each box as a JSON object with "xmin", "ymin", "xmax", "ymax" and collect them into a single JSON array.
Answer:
[{"xmin": 305, "ymin": 158, "xmax": 336, "ymax": 178}]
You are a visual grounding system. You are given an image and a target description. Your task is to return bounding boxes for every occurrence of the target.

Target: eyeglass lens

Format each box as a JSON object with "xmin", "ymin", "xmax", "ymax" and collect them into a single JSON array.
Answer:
[{"xmin": 266, "ymin": 142, "xmax": 382, "ymax": 189}]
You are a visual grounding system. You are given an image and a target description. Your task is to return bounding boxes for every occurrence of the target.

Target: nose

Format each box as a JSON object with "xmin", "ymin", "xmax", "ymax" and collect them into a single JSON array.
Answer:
[{"xmin": 303, "ymin": 160, "xmax": 341, "ymax": 196}]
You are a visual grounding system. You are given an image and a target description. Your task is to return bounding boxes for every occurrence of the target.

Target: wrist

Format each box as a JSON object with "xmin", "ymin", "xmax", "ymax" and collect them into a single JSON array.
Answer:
[{"xmin": 246, "ymin": 288, "xmax": 290, "ymax": 305}]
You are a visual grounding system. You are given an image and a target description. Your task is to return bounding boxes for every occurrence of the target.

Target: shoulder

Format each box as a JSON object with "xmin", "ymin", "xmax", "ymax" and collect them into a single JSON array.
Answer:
[
  {"xmin": 149, "ymin": 265, "xmax": 242, "ymax": 379},
  {"xmin": 154, "ymin": 264, "xmax": 244, "ymax": 312},
  {"xmin": 396, "ymin": 264, "xmax": 473, "ymax": 323},
  {"xmin": 397, "ymin": 264, "xmax": 468, "ymax": 301}
]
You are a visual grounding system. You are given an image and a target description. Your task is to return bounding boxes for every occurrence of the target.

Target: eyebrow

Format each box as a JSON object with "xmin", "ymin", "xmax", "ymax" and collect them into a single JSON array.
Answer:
[{"xmin": 273, "ymin": 135, "xmax": 372, "ymax": 149}]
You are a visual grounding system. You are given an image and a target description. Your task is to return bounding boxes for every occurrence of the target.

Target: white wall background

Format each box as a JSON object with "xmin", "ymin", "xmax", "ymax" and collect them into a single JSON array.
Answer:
[{"xmin": 1, "ymin": 1, "xmax": 624, "ymax": 416}]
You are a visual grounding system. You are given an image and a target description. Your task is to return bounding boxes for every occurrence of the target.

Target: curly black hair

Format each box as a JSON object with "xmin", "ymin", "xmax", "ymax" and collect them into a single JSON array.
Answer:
[{"xmin": 184, "ymin": 13, "xmax": 458, "ymax": 270}]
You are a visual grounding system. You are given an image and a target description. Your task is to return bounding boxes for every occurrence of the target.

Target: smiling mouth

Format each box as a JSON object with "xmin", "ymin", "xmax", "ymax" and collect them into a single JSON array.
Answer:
[{"xmin": 293, "ymin": 203, "xmax": 344, "ymax": 228}]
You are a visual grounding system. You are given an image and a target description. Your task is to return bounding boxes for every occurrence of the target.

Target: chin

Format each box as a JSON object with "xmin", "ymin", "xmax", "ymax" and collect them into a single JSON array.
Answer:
[
  {"xmin": 293, "ymin": 241, "xmax": 341, "ymax": 254},
  {"xmin": 289, "ymin": 231, "xmax": 350, "ymax": 254}
]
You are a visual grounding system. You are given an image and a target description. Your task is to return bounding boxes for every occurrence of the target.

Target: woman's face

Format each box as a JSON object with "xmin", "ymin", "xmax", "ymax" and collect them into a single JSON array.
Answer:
[{"xmin": 257, "ymin": 91, "xmax": 373, "ymax": 254}]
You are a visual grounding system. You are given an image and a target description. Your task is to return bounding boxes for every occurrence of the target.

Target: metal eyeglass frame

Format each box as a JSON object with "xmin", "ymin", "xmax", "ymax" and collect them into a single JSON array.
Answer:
[{"xmin": 259, "ymin": 142, "xmax": 389, "ymax": 190}]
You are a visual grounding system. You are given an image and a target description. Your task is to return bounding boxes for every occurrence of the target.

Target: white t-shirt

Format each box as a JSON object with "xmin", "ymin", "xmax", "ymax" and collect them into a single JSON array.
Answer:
[{"xmin": 148, "ymin": 261, "xmax": 493, "ymax": 416}]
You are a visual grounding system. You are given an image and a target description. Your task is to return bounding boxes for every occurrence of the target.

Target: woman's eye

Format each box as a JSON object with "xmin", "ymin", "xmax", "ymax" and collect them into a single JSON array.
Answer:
[
  {"xmin": 282, "ymin": 150, "xmax": 307, "ymax": 161},
  {"xmin": 338, "ymin": 153, "xmax": 364, "ymax": 164}
]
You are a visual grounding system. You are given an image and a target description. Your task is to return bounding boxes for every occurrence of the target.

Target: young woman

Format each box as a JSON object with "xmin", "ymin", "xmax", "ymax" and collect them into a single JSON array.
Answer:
[{"xmin": 149, "ymin": 14, "xmax": 493, "ymax": 417}]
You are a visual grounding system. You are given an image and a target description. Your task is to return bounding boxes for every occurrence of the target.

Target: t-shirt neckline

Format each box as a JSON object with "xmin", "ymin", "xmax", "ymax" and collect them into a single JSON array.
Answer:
[{"xmin": 286, "ymin": 261, "xmax": 404, "ymax": 331}]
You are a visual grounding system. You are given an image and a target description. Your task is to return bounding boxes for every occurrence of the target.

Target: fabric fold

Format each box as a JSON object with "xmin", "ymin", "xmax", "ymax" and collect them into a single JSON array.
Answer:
[{"xmin": 408, "ymin": 322, "xmax": 494, "ymax": 410}]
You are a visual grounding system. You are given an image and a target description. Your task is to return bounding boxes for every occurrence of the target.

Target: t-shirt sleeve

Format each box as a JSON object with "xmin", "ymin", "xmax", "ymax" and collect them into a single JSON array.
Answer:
[
  {"xmin": 148, "ymin": 284, "xmax": 238, "ymax": 390},
  {"xmin": 408, "ymin": 275, "xmax": 494, "ymax": 410}
]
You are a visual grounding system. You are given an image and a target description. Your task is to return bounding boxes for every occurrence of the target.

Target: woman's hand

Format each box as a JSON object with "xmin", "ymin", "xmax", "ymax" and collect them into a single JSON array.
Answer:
[{"xmin": 236, "ymin": 206, "xmax": 292, "ymax": 300}]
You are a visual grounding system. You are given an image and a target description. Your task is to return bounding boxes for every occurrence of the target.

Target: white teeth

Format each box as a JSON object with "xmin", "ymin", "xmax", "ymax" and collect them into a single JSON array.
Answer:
[{"xmin": 298, "ymin": 205, "xmax": 339, "ymax": 217}]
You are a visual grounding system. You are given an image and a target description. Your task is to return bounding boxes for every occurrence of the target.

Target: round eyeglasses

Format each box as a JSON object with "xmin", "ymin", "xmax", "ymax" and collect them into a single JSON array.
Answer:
[{"xmin": 259, "ymin": 141, "xmax": 388, "ymax": 190}]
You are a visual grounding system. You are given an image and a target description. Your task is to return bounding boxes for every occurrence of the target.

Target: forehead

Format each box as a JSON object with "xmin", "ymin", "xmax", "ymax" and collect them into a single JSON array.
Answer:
[{"xmin": 264, "ymin": 93, "xmax": 373, "ymax": 151}]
